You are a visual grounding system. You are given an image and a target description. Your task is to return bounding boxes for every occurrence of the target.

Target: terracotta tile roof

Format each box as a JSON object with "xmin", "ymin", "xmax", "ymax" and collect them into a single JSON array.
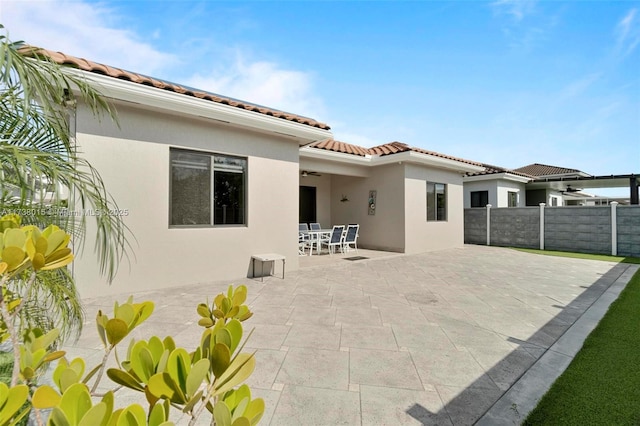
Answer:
[
  {"xmin": 18, "ymin": 46, "xmax": 331, "ymax": 130},
  {"xmin": 467, "ymin": 163, "xmax": 535, "ymax": 179},
  {"xmin": 513, "ymin": 163, "xmax": 585, "ymax": 177},
  {"xmin": 308, "ymin": 139, "xmax": 370, "ymax": 156},
  {"xmin": 307, "ymin": 139, "xmax": 483, "ymax": 167}
]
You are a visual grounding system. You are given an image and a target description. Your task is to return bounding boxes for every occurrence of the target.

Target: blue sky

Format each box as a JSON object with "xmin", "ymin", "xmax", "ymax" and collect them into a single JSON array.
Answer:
[{"xmin": 2, "ymin": 1, "xmax": 638, "ymax": 194}]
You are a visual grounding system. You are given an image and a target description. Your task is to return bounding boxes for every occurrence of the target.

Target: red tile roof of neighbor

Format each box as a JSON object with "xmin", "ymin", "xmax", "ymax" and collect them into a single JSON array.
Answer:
[
  {"xmin": 513, "ymin": 163, "xmax": 585, "ymax": 177},
  {"xmin": 18, "ymin": 46, "xmax": 331, "ymax": 131},
  {"xmin": 308, "ymin": 140, "xmax": 484, "ymax": 167},
  {"xmin": 468, "ymin": 163, "xmax": 536, "ymax": 179}
]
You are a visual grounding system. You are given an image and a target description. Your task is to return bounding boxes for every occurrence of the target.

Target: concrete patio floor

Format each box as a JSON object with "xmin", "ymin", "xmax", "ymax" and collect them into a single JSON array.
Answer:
[{"xmin": 69, "ymin": 245, "xmax": 638, "ymax": 425}]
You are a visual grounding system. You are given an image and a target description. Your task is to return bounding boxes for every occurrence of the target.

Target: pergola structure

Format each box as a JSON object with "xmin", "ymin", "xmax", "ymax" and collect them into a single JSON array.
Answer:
[{"xmin": 525, "ymin": 174, "xmax": 639, "ymax": 205}]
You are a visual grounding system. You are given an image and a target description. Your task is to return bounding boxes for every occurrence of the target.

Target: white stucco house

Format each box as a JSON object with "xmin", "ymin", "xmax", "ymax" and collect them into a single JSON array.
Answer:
[
  {"xmin": 463, "ymin": 165, "xmax": 532, "ymax": 209},
  {"xmin": 27, "ymin": 48, "xmax": 483, "ymax": 297}
]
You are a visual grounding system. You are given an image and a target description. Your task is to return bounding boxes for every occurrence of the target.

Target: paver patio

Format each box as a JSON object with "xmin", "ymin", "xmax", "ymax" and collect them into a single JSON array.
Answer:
[{"xmin": 69, "ymin": 245, "xmax": 638, "ymax": 425}]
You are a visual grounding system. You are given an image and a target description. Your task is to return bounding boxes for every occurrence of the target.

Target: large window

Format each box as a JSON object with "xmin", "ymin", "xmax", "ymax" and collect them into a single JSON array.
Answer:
[
  {"xmin": 470, "ymin": 190, "xmax": 489, "ymax": 208},
  {"xmin": 170, "ymin": 149, "xmax": 246, "ymax": 226},
  {"xmin": 427, "ymin": 182, "xmax": 447, "ymax": 221}
]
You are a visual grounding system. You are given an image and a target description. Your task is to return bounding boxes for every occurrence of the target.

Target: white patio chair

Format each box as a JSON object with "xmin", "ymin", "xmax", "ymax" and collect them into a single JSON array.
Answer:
[
  {"xmin": 342, "ymin": 224, "xmax": 359, "ymax": 253},
  {"xmin": 309, "ymin": 222, "xmax": 321, "ymax": 231},
  {"xmin": 299, "ymin": 232, "xmax": 309, "ymax": 256},
  {"xmin": 321, "ymin": 225, "xmax": 345, "ymax": 255}
]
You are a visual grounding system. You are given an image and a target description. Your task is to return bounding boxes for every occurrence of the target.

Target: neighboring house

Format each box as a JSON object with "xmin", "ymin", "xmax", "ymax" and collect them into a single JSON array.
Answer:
[
  {"xmin": 27, "ymin": 48, "xmax": 483, "ymax": 297},
  {"xmin": 463, "ymin": 162, "xmax": 637, "ymax": 207},
  {"xmin": 463, "ymin": 165, "xmax": 532, "ymax": 208},
  {"xmin": 299, "ymin": 140, "xmax": 484, "ymax": 253},
  {"xmin": 513, "ymin": 163, "xmax": 591, "ymax": 206}
]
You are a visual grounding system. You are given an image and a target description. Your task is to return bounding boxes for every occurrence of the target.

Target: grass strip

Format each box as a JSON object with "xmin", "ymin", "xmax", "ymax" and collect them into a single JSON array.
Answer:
[
  {"xmin": 523, "ymin": 268, "xmax": 640, "ymax": 425},
  {"xmin": 514, "ymin": 248, "xmax": 640, "ymax": 264}
]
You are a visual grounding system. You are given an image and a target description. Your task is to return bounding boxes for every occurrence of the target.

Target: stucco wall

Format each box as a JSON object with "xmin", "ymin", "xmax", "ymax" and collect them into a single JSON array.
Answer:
[
  {"xmin": 463, "ymin": 179, "xmax": 526, "ymax": 208},
  {"xmin": 464, "ymin": 180, "xmax": 498, "ymax": 209},
  {"xmin": 331, "ymin": 164, "xmax": 405, "ymax": 252},
  {"xmin": 72, "ymin": 102, "xmax": 300, "ymax": 297},
  {"xmin": 404, "ymin": 165, "xmax": 464, "ymax": 253}
]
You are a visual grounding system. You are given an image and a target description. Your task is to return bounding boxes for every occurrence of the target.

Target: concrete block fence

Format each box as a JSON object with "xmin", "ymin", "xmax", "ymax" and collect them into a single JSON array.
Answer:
[{"xmin": 464, "ymin": 203, "xmax": 640, "ymax": 258}]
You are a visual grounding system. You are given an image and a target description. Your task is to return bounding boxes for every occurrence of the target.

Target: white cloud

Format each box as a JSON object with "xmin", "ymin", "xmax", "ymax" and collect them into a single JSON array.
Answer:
[
  {"xmin": 184, "ymin": 52, "xmax": 326, "ymax": 121},
  {"xmin": 491, "ymin": 0, "xmax": 537, "ymax": 22},
  {"xmin": 0, "ymin": 0, "xmax": 175, "ymax": 76},
  {"xmin": 557, "ymin": 73, "xmax": 602, "ymax": 102},
  {"xmin": 615, "ymin": 8, "xmax": 640, "ymax": 57}
]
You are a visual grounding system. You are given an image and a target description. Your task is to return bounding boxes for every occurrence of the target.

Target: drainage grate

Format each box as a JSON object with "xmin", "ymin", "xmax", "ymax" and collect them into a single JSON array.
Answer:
[{"xmin": 343, "ymin": 256, "xmax": 369, "ymax": 261}]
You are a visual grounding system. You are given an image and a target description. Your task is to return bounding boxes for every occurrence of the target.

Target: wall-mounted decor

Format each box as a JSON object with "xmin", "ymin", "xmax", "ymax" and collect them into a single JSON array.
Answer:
[
  {"xmin": 340, "ymin": 194, "xmax": 349, "ymax": 202},
  {"xmin": 368, "ymin": 190, "xmax": 377, "ymax": 215}
]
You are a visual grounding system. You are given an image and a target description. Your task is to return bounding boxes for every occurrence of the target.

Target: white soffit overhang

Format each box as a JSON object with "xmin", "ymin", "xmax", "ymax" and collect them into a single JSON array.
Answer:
[
  {"xmin": 300, "ymin": 147, "xmax": 484, "ymax": 173},
  {"xmin": 371, "ymin": 151, "xmax": 485, "ymax": 174},
  {"xmin": 464, "ymin": 172, "xmax": 531, "ymax": 183},
  {"xmin": 67, "ymin": 69, "xmax": 333, "ymax": 145}
]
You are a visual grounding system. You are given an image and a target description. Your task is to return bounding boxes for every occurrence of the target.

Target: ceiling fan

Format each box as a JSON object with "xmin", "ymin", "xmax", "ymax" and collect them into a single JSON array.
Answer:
[
  {"xmin": 562, "ymin": 185, "xmax": 582, "ymax": 194},
  {"xmin": 301, "ymin": 170, "xmax": 322, "ymax": 177}
]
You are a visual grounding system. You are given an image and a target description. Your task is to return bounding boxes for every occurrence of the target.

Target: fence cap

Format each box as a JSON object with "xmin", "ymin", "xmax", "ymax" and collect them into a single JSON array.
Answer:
[
  {"xmin": 539, "ymin": 203, "xmax": 546, "ymax": 206},
  {"xmin": 611, "ymin": 201, "xmax": 619, "ymax": 206}
]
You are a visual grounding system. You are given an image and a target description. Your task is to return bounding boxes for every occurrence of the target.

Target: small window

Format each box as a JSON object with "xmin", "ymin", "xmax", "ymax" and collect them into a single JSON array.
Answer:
[
  {"xmin": 170, "ymin": 149, "xmax": 246, "ymax": 226},
  {"xmin": 508, "ymin": 191, "xmax": 518, "ymax": 207},
  {"xmin": 551, "ymin": 197, "xmax": 558, "ymax": 207},
  {"xmin": 427, "ymin": 182, "xmax": 447, "ymax": 221},
  {"xmin": 470, "ymin": 191, "xmax": 489, "ymax": 208}
]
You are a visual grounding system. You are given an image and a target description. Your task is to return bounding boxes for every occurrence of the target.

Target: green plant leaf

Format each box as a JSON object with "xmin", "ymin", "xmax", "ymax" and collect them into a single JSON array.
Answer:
[
  {"xmin": 105, "ymin": 318, "xmax": 128, "ymax": 346},
  {"xmin": 232, "ymin": 286, "xmax": 247, "ymax": 306},
  {"xmin": 213, "ymin": 353, "xmax": 255, "ymax": 396},
  {"xmin": 231, "ymin": 418, "xmax": 251, "ymax": 426},
  {"xmin": 78, "ymin": 402, "xmax": 108, "ymax": 426},
  {"xmin": 147, "ymin": 372, "xmax": 186, "ymax": 404},
  {"xmin": 213, "ymin": 400, "xmax": 232, "ymax": 426},
  {"xmin": 49, "ymin": 407, "xmax": 71, "ymax": 426},
  {"xmin": 166, "ymin": 348, "xmax": 190, "ymax": 394},
  {"xmin": 245, "ymin": 398, "xmax": 265, "ymax": 426},
  {"xmin": 130, "ymin": 341, "xmax": 154, "ymax": 383},
  {"xmin": 106, "ymin": 369, "xmax": 144, "ymax": 392},
  {"xmin": 148, "ymin": 402, "xmax": 167, "ymax": 426},
  {"xmin": 117, "ymin": 404, "xmax": 146, "ymax": 426},
  {"xmin": 196, "ymin": 303, "xmax": 210, "ymax": 318},
  {"xmin": 0, "ymin": 383, "xmax": 29, "ymax": 422},
  {"xmin": 210, "ymin": 343, "xmax": 231, "ymax": 378},
  {"xmin": 32, "ymin": 385, "xmax": 62, "ymax": 409},
  {"xmin": 186, "ymin": 358, "xmax": 209, "ymax": 397},
  {"xmin": 147, "ymin": 336, "xmax": 164, "ymax": 365},
  {"xmin": 198, "ymin": 318, "xmax": 214, "ymax": 328},
  {"xmin": 226, "ymin": 320, "xmax": 243, "ymax": 354},
  {"xmin": 231, "ymin": 397, "xmax": 249, "ymax": 423},
  {"xmin": 58, "ymin": 383, "xmax": 92, "ymax": 426}
]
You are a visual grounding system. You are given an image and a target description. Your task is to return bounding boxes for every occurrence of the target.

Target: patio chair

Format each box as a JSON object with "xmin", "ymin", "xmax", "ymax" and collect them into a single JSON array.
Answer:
[
  {"xmin": 342, "ymin": 224, "xmax": 359, "ymax": 253},
  {"xmin": 309, "ymin": 222, "xmax": 321, "ymax": 231},
  {"xmin": 321, "ymin": 225, "xmax": 345, "ymax": 255},
  {"xmin": 298, "ymin": 232, "xmax": 309, "ymax": 256}
]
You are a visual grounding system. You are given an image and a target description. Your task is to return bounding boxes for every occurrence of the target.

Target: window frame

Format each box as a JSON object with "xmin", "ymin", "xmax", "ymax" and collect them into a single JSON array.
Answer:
[
  {"xmin": 508, "ymin": 191, "xmax": 518, "ymax": 207},
  {"xmin": 427, "ymin": 181, "xmax": 447, "ymax": 222},
  {"xmin": 169, "ymin": 148, "xmax": 247, "ymax": 228},
  {"xmin": 470, "ymin": 190, "xmax": 489, "ymax": 208}
]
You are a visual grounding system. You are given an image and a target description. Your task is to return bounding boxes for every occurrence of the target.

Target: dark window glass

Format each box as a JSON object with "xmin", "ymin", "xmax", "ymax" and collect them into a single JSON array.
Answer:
[
  {"xmin": 508, "ymin": 191, "xmax": 518, "ymax": 207},
  {"xmin": 471, "ymin": 191, "xmax": 489, "ymax": 208},
  {"xmin": 427, "ymin": 182, "xmax": 447, "ymax": 221},
  {"xmin": 170, "ymin": 149, "xmax": 246, "ymax": 226}
]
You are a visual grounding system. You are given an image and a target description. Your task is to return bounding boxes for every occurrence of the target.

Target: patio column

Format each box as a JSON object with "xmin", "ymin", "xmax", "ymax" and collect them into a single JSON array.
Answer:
[
  {"xmin": 630, "ymin": 176, "xmax": 639, "ymax": 205},
  {"xmin": 611, "ymin": 201, "xmax": 618, "ymax": 256},
  {"xmin": 539, "ymin": 203, "xmax": 546, "ymax": 250}
]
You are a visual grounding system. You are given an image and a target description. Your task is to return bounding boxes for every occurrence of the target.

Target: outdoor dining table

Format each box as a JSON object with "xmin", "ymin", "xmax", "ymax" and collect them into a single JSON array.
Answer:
[{"xmin": 304, "ymin": 229, "xmax": 332, "ymax": 255}]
